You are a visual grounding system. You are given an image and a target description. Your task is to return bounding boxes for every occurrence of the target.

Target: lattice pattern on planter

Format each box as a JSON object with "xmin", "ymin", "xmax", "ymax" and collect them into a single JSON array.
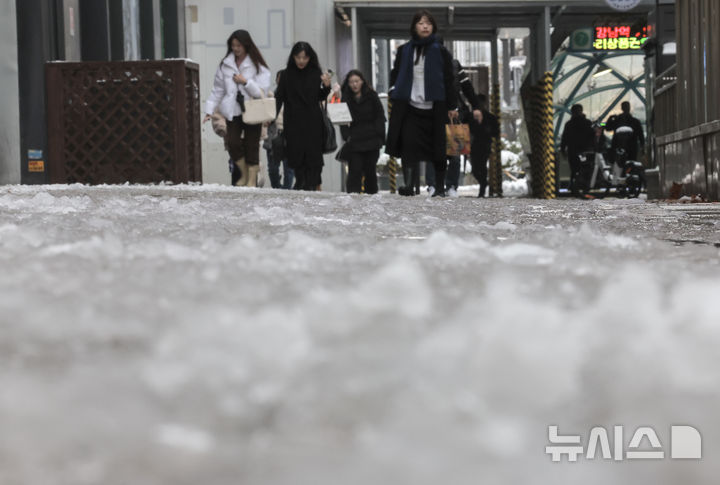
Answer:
[{"xmin": 47, "ymin": 60, "xmax": 201, "ymax": 185}]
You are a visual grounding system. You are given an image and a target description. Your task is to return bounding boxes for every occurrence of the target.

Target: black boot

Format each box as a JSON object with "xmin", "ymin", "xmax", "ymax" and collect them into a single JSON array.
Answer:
[
  {"xmin": 432, "ymin": 170, "xmax": 447, "ymax": 197},
  {"xmin": 478, "ymin": 184, "xmax": 486, "ymax": 198},
  {"xmin": 399, "ymin": 164, "xmax": 416, "ymax": 196},
  {"xmin": 398, "ymin": 186, "xmax": 414, "ymax": 196}
]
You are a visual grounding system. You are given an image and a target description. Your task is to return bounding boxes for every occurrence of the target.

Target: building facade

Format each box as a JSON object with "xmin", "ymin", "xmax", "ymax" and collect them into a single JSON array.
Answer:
[
  {"xmin": 2, "ymin": 0, "xmax": 185, "ymax": 185},
  {"xmin": 187, "ymin": 0, "xmax": 346, "ymax": 190}
]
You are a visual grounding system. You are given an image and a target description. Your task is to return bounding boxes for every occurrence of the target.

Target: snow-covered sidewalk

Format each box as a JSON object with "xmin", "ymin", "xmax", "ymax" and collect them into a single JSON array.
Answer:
[{"xmin": 1, "ymin": 184, "xmax": 719, "ymax": 485}]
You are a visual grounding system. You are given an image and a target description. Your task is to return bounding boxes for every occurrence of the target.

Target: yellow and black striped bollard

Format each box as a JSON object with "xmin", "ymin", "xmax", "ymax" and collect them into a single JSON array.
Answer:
[
  {"xmin": 538, "ymin": 72, "xmax": 556, "ymax": 199},
  {"xmin": 386, "ymin": 99, "xmax": 397, "ymax": 194}
]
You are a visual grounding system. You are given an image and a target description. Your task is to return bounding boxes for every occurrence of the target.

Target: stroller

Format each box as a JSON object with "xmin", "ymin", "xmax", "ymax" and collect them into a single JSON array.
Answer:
[{"xmin": 575, "ymin": 125, "xmax": 645, "ymax": 198}]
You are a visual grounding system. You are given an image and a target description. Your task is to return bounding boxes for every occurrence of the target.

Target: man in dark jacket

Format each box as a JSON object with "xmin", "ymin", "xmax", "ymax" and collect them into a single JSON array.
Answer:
[
  {"xmin": 605, "ymin": 101, "xmax": 645, "ymax": 162},
  {"xmin": 426, "ymin": 59, "xmax": 481, "ymax": 197},
  {"xmin": 469, "ymin": 93, "xmax": 500, "ymax": 197},
  {"xmin": 560, "ymin": 104, "xmax": 594, "ymax": 195}
]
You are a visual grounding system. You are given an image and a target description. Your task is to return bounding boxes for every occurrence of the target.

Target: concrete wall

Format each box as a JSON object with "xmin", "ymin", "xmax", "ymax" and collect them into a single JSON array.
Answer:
[
  {"xmin": 0, "ymin": 0, "xmax": 21, "ymax": 184},
  {"xmin": 187, "ymin": 0, "xmax": 344, "ymax": 191}
]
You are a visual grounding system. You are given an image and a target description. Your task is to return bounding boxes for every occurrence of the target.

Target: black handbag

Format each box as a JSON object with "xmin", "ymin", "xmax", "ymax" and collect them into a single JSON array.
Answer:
[
  {"xmin": 335, "ymin": 140, "xmax": 351, "ymax": 162},
  {"xmin": 321, "ymin": 102, "xmax": 338, "ymax": 154}
]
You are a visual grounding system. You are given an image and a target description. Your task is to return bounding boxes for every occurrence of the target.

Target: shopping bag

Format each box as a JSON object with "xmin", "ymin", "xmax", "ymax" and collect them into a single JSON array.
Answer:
[
  {"xmin": 445, "ymin": 120, "xmax": 471, "ymax": 156},
  {"xmin": 326, "ymin": 102, "xmax": 353, "ymax": 124},
  {"xmin": 242, "ymin": 96, "xmax": 276, "ymax": 125}
]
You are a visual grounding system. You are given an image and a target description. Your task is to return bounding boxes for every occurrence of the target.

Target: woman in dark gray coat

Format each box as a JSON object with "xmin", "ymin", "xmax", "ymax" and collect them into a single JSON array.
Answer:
[
  {"xmin": 339, "ymin": 70, "xmax": 386, "ymax": 194},
  {"xmin": 275, "ymin": 42, "xmax": 332, "ymax": 191}
]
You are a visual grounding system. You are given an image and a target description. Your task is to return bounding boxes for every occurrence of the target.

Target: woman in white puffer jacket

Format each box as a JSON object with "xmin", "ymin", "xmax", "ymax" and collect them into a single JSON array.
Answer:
[{"xmin": 203, "ymin": 30, "xmax": 271, "ymax": 186}]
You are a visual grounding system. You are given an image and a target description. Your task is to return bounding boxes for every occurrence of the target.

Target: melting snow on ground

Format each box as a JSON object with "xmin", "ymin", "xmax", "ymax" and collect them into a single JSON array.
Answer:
[{"xmin": 1, "ymin": 183, "xmax": 720, "ymax": 485}]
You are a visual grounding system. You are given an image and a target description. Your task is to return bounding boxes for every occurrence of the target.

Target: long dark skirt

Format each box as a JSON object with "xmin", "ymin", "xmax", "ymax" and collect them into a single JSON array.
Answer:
[
  {"xmin": 399, "ymin": 106, "xmax": 447, "ymax": 193},
  {"xmin": 400, "ymin": 106, "xmax": 435, "ymax": 167}
]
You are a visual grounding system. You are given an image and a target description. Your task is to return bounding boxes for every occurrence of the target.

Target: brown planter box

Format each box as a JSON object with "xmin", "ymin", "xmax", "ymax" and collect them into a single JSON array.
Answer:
[{"xmin": 46, "ymin": 59, "xmax": 201, "ymax": 184}]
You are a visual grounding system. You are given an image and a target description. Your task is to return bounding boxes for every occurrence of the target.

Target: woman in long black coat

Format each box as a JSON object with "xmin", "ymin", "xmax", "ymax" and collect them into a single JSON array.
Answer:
[
  {"xmin": 385, "ymin": 10, "xmax": 458, "ymax": 196},
  {"xmin": 275, "ymin": 42, "xmax": 332, "ymax": 191},
  {"xmin": 339, "ymin": 70, "xmax": 386, "ymax": 194}
]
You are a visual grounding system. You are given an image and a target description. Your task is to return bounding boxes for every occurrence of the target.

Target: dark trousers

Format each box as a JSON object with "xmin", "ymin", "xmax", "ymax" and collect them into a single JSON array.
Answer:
[
  {"xmin": 567, "ymin": 152, "xmax": 581, "ymax": 194},
  {"xmin": 471, "ymin": 141, "xmax": 491, "ymax": 196},
  {"xmin": 426, "ymin": 156, "xmax": 461, "ymax": 190},
  {"xmin": 267, "ymin": 149, "xmax": 294, "ymax": 190},
  {"xmin": 446, "ymin": 156, "xmax": 461, "ymax": 189},
  {"xmin": 347, "ymin": 150, "xmax": 379, "ymax": 194},
  {"xmin": 227, "ymin": 117, "xmax": 262, "ymax": 185},
  {"xmin": 226, "ymin": 117, "xmax": 262, "ymax": 164}
]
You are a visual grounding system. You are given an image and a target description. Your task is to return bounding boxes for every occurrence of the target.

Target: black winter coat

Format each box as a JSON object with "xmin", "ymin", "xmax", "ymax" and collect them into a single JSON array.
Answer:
[
  {"xmin": 561, "ymin": 115, "xmax": 595, "ymax": 157},
  {"xmin": 471, "ymin": 110, "xmax": 500, "ymax": 146},
  {"xmin": 275, "ymin": 66, "xmax": 332, "ymax": 169},
  {"xmin": 608, "ymin": 113, "xmax": 645, "ymax": 147},
  {"xmin": 453, "ymin": 60, "xmax": 482, "ymax": 123},
  {"xmin": 385, "ymin": 42, "xmax": 457, "ymax": 164},
  {"xmin": 340, "ymin": 90, "xmax": 386, "ymax": 153}
]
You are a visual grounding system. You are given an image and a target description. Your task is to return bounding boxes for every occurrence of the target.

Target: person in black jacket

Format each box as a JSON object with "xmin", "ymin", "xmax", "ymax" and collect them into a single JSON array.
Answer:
[
  {"xmin": 275, "ymin": 42, "xmax": 332, "ymax": 191},
  {"xmin": 427, "ymin": 58, "xmax": 484, "ymax": 196},
  {"xmin": 605, "ymin": 101, "xmax": 645, "ymax": 162},
  {"xmin": 339, "ymin": 70, "xmax": 386, "ymax": 194},
  {"xmin": 560, "ymin": 104, "xmax": 594, "ymax": 195},
  {"xmin": 469, "ymin": 93, "xmax": 500, "ymax": 197},
  {"xmin": 385, "ymin": 9, "xmax": 458, "ymax": 197}
]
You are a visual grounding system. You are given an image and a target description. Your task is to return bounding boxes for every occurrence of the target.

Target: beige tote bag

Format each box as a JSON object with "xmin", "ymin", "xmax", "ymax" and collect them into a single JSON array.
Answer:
[{"xmin": 242, "ymin": 95, "xmax": 276, "ymax": 125}]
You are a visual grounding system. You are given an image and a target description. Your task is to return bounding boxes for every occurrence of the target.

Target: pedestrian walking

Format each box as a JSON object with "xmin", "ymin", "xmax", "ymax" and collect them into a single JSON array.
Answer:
[
  {"xmin": 203, "ymin": 30, "xmax": 271, "ymax": 187},
  {"xmin": 338, "ymin": 70, "xmax": 386, "ymax": 194},
  {"xmin": 561, "ymin": 104, "xmax": 594, "ymax": 195},
  {"xmin": 264, "ymin": 70, "xmax": 294, "ymax": 189},
  {"xmin": 605, "ymin": 101, "xmax": 645, "ymax": 161},
  {"xmin": 274, "ymin": 42, "xmax": 332, "ymax": 191},
  {"xmin": 426, "ymin": 58, "xmax": 483, "ymax": 197},
  {"xmin": 385, "ymin": 9, "xmax": 458, "ymax": 197},
  {"xmin": 469, "ymin": 93, "xmax": 500, "ymax": 197}
]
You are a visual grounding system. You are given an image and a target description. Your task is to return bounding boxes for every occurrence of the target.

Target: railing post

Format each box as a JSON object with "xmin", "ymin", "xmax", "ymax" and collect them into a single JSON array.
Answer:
[{"xmin": 489, "ymin": 82, "xmax": 503, "ymax": 197}]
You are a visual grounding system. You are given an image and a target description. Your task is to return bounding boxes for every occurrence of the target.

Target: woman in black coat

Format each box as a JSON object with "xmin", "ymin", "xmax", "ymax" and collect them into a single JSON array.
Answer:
[
  {"xmin": 385, "ymin": 10, "xmax": 458, "ymax": 196},
  {"xmin": 275, "ymin": 42, "xmax": 332, "ymax": 191},
  {"xmin": 339, "ymin": 70, "xmax": 386, "ymax": 194}
]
